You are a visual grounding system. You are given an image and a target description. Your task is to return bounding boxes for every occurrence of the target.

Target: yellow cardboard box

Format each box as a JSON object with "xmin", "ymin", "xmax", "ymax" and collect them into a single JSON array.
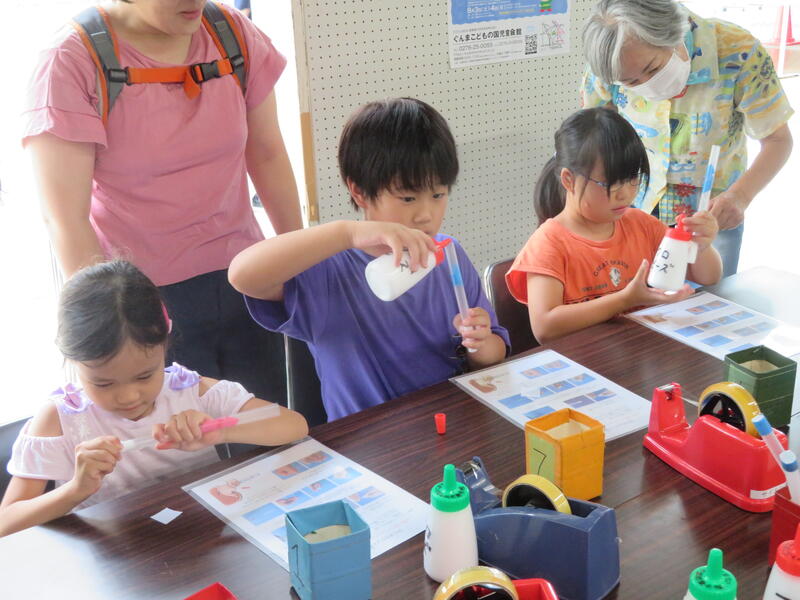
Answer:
[{"xmin": 525, "ymin": 408, "xmax": 605, "ymax": 500}]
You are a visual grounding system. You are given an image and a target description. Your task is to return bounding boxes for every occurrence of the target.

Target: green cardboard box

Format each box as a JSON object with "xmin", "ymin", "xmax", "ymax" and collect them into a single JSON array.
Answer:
[{"xmin": 724, "ymin": 345, "xmax": 796, "ymax": 428}]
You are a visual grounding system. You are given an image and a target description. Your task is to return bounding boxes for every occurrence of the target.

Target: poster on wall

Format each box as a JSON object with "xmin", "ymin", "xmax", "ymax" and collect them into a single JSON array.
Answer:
[{"xmin": 449, "ymin": 0, "xmax": 571, "ymax": 68}]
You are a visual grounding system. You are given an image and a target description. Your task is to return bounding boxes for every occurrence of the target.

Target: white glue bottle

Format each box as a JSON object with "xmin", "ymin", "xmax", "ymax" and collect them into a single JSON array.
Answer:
[
  {"xmin": 365, "ymin": 240, "xmax": 448, "ymax": 301},
  {"xmin": 764, "ymin": 524, "xmax": 800, "ymax": 599},
  {"xmin": 684, "ymin": 548, "xmax": 737, "ymax": 600},
  {"xmin": 647, "ymin": 214, "xmax": 698, "ymax": 292},
  {"xmin": 423, "ymin": 463, "xmax": 478, "ymax": 583}
]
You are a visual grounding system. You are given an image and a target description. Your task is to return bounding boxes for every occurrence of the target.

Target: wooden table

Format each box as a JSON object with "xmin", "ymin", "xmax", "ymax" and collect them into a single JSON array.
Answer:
[{"xmin": 2, "ymin": 268, "xmax": 796, "ymax": 599}]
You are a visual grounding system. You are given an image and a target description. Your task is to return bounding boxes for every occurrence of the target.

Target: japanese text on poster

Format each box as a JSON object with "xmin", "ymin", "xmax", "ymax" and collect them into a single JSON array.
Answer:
[{"xmin": 449, "ymin": 0, "xmax": 571, "ymax": 68}]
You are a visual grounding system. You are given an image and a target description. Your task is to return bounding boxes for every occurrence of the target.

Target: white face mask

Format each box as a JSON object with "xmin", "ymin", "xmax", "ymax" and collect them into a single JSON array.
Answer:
[{"xmin": 625, "ymin": 45, "xmax": 691, "ymax": 101}]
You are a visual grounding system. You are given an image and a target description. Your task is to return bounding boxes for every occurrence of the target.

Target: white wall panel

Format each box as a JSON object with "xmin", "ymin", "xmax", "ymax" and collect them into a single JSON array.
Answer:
[{"xmin": 295, "ymin": 0, "xmax": 593, "ymax": 270}]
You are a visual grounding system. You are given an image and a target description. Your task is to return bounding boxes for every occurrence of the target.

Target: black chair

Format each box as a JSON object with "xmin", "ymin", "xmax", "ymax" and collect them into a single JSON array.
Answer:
[
  {"xmin": 220, "ymin": 336, "xmax": 326, "ymax": 459},
  {"xmin": 483, "ymin": 258, "xmax": 538, "ymax": 355},
  {"xmin": 285, "ymin": 336, "xmax": 327, "ymax": 427},
  {"xmin": 0, "ymin": 419, "xmax": 27, "ymax": 496}
]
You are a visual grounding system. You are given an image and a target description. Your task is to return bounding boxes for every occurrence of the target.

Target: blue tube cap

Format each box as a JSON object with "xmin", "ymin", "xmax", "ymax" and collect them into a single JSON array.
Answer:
[
  {"xmin": 780, "ymin": 450, "xmax": 799, "ymax": 472},
  {"xmin": 752, "ymin": 413, "xmax": 773, "ymax": 437}
]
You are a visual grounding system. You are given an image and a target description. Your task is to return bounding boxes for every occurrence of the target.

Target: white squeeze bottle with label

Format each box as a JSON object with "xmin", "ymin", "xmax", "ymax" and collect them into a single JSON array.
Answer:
[
  {"xmin": 647, "ymin": 214, "xmax": 698, "ymax": 292},
  {"xmin": 684, "ymin": 548, "xmax": 737, "ymax": 600},
  {"xmin": 423, "ymin": 464, "xmax": 478, "ymax": 582},
  {"xmin": 365, "ymin": 239, "xmax": 449, "ymax": 301},
  {"xmin": 764, "ymin": 524, "xmax": 800, "ymax": 599}
]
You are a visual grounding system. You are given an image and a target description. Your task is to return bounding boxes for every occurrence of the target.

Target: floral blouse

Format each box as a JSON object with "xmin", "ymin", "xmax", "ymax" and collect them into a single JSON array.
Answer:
[{"xmin": 582, "ymin": 12, "xmax": 793, "ymax": 223}]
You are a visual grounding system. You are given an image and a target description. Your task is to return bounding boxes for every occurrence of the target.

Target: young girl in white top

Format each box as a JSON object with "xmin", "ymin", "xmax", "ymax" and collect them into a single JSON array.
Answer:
[{"xmin": 0, "ymin": 260, "xmax": 308, "ymax": 537}]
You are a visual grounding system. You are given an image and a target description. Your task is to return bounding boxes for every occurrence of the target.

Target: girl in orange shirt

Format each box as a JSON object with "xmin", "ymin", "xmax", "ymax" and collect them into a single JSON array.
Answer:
[{"xmin": 506, "ymin": 108, "xmax": 722, "ymax": 343}]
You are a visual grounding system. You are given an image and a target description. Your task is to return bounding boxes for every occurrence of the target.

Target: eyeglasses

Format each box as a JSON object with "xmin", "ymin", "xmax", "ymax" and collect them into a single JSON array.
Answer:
[{"xmin": 585, "ymin": 175, "xmax": 641, "ymax": 193}]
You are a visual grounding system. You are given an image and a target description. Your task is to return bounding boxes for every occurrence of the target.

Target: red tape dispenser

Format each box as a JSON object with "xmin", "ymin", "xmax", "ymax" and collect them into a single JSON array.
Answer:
[
  {"xmin": 643, "ymin": 382, "xmax": 788, "ymax": 512},
  {"xmin": 433, "ymin": 566, "xmax": 558, "ymax": 600}
]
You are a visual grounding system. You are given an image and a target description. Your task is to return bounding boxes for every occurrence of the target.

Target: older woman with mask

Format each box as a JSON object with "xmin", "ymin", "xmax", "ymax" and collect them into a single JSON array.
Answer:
[{"xmin": 581, "ymin": 0, "xmax": 793, "ymax": 276}]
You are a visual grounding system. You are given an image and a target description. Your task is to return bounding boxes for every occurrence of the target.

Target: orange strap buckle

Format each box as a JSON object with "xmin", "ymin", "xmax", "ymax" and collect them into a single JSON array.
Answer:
[{"xmin": 125, "ymin": 58, "xmax": 234, "ymax": 100}]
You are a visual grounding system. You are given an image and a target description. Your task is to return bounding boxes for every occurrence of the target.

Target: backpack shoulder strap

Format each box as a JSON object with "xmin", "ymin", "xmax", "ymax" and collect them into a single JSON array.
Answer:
[
  {"xmin": 202, "ymin": 2, "xmax": 248, "ymax": 95},
  {"xmin": 71, "ymin": 6, "xmax": 126, "ymax": 124}
]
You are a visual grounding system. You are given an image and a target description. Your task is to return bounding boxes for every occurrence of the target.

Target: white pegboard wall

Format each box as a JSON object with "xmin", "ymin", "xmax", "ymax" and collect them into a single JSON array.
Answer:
[{"xmin": 296, "ymin": 0, "xmax": 595, "ymax": 271}]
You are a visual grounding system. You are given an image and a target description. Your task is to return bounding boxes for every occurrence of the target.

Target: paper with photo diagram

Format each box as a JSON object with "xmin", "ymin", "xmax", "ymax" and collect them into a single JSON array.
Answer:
[
  {"xmin": 183, "ymin": 438, "xmax": 428, "ymax": 570},
  {"xmin": 451, "ymin": 349, "xmax": 651, "ymax": 440},
  {"xmin": 627, "ymin": 292, "xmax": 800, "ymax": 362}
]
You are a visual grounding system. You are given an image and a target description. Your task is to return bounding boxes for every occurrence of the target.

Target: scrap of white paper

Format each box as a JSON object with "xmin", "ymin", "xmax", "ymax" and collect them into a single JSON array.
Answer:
[
  {"xmin": 451, "ymin": 349, "xmax": 651, "ymax": 440},
  {"xmin": 150, "ymin": 507, "xmax": 182, "ymax": 524},
  {"xmin": 183, "ymin": 438, "xmax": 428, "ymax": 570}
]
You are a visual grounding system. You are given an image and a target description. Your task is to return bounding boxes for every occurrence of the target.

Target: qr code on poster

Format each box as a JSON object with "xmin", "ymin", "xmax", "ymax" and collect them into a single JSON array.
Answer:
[{"xmin": 525, "ymin": 34, "xmax": 537, "ymax": 55}]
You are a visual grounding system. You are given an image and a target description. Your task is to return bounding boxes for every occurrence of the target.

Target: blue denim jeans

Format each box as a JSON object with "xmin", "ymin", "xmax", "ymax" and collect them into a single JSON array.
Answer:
[
  {"xmin": 159, "ymin": 269, "xmax": 287, "ymax": 406},
  {"xmin": 712, "ymin": 223, "xmax": 744, "ymax": 278}
]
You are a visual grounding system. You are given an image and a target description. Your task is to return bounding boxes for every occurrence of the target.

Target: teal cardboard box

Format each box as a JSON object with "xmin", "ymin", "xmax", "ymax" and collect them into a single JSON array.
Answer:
[
  {"xmin": 724, "ymin": 345, "xmax": 796, "ymax": 428},
  {"xmin": 286, "ymin": 500, "xmax": 371, "ymax": 600}
]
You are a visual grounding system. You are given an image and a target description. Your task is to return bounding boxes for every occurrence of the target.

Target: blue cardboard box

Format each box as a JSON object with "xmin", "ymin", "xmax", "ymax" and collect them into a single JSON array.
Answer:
[{"xmin": 286, "ymin": 500, "xmax": 371, "ymax": 600}]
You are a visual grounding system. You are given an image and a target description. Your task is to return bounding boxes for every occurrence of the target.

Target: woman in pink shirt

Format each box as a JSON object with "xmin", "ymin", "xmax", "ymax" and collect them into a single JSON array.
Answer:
[{"xmin": 23, "ymin": 0, "xmax": 301, "ymax": 405}]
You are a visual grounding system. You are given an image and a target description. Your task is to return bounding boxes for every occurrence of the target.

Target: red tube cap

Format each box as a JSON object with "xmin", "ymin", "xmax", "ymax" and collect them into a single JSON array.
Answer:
[{"xmin": 435, "ymin": 413, "xmax": 447, "ymax": 435}]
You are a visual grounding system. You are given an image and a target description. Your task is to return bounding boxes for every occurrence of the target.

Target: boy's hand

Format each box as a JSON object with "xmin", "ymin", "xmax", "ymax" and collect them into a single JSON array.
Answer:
[
  {"xmin": 622, "ymin": 259, "xmax": 694, "ymax": 308},
  {"xmin": 152, "ymin": 410, "xmax": 224, "ymax": 452},
  {"xmin": 683, "ymin": 210, "xmax": 719, "ymax": 251},
  {"xmin": 347, "ymin": 221, "xmax": 437, "ymax": 271},
  {"xmin": 453, "ymin": 307, "xmax": 492, "ymax": 351},
  {"xmin": 67, "ymin": 436, "xmax": 122, "ymax": 501}
]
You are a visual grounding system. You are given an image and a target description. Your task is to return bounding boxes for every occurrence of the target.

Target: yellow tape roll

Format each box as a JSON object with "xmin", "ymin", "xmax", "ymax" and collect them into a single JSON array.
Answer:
[
  {"xmin": 699, "ymin": 381, "xmax": 761, "ymax": 437},
  {"xmin": 502, "ymin": 474, "xmax": 572, "ymax": 514},
  {"xmin": 433, "ymin": 566, "xmax": 519, "ymax": 600}
]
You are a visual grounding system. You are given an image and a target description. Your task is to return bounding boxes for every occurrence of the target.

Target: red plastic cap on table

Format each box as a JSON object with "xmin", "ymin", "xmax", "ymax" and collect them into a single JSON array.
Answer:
[
  {"xmin": 435, "ymin": 413, "xmax": 447, "ymax": 435},
  {"xmin": 513, "ymin": 577, "xmax": 559, "ymax": 600},
  {"xmin": 776, "ymin": 523, "xmax": 800, "ymax": 577},
  {"xmin": 183, "ymin": 582, "xmax": 238, "ymax": 600}
]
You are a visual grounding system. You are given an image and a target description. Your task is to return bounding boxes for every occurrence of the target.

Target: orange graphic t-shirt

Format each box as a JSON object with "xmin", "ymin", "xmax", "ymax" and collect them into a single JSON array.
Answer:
[{"xmin": 506, "ymin": 209, "xmax": 667, "ymax": 305}]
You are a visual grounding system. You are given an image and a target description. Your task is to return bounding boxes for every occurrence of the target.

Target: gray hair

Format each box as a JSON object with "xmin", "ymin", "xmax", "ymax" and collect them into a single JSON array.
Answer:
[{"xmin": 582, "ymin": 0, "xmax": 690, "ymax": 84}]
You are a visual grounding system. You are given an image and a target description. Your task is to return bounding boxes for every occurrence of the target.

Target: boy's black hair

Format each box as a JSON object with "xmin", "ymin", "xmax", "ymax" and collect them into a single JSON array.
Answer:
[
  {"xmin": 534, "ymin": 107, "xmax": 650, "ymax": 222},
  {"xmin": 56, "ymin": 260, "xmax": 169, "ymax": 363},
  {"xmin": 338, "ymin": 98, "xmax": 459, "ymax": 208}
]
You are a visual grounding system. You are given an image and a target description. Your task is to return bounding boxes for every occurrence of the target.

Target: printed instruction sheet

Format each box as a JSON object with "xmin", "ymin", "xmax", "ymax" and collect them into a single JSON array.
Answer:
[
  {"xmin": 449, "ymin": 0, "xmax": 570, "ymax": 68},
  {"xmin": 451, "ymin": 349, "xmax": 650, "ymax": 440},
  {"xmin": 628, "ymin": 292, "xmax": 800, "ymax": 361},
  {"xmin": 184, "ymin": 438, "xmax": 428, "ymax": 570}
]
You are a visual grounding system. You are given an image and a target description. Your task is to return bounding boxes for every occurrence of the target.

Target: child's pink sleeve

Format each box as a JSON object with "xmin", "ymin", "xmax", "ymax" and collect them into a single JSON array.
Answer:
[
  {"xmin": 7, "ymin": 420, "xmax": 75, "ymax": 482},
  {"xmin": 198, "ymin": 380, "xmax": 255, "ymax": 418}
]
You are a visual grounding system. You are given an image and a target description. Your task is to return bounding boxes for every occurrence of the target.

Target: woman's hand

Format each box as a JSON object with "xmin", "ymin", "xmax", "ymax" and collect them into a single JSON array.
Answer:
[
  {"xmin": 153, "ymin": 410, "xmax": 224, "ymax": 452},
  {"xmin": 708, "ymin": 189, "xmax": 750, "ymax": 230}
]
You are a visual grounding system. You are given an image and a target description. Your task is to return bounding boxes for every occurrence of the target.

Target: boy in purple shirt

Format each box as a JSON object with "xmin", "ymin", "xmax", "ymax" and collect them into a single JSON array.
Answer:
[{"xmin": 229, "ymin": 98, "xmax": 509, "ymax": 420}]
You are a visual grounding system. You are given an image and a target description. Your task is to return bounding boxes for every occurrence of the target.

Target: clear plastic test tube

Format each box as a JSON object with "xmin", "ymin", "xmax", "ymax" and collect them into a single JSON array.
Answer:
[
  {"xmin": 780, "ymin": 450, "xmax": 800, "ymax": 503},
  {"xmin": 444, "ymin": 242, "xmax": 476, "ymax": 353},
  {"xmin": 753, "ymin": 413, "xmax": 785, "ymax": 470},
  {"xmin": 697, "ymin": 144, "xmax": 720, "ymax": 213}
]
